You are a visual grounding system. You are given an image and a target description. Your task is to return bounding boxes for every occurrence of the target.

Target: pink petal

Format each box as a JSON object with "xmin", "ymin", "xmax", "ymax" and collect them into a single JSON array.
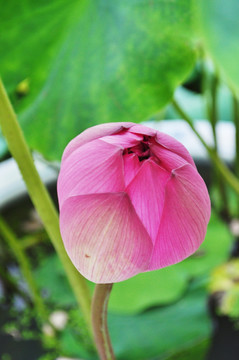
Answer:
[
  {"xmin": 150, "ymin": 142, "xmax": 188, "ymax": 172},
  {"xmin": 148, "ymin": 164, "xmax": 211, "ymax": 270},
  {"xmin": 123, "ymin": 154, "xmax": 141, "ymax": 187},
  {"xmin": 129, "ymin": 124, "xmax": 156, "ymax": 137},
  {"xmin": 57, "ymin": 139, "xmax": 125, "ymax": 209},
  {"xmin": 59, "ymin": 193, "xmax": 153, "ymax": 283},
  {"xmin": 62, "ymin": 122, "xmax": 134, "ymax": 162},
  {"xmin": 101, "ymin": 131, "xmax": 143, "ymax": 148},
  {"xmin": 126, "ymin": 159, "xmax": 170, "ymax": 243},
  {"xmin": 155, "ymin": 132, "xmax": 196, "ymax": 168}
]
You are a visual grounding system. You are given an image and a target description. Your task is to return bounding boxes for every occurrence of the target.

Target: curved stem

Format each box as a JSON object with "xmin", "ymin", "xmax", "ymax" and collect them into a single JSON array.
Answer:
[
  {"xmin": 0, "ymin": 253, "xmax": 30, "ymax": 303},
  {"xmin": 205, "ymin": 68, "xmax": 230, "ymax": 220},
  {"xmin": 233, "ymin": 95, "xmax": 239, "ymax": 217},
  {"xmin": 172, "ymin": 98, "xmax": 239, "ymax": 196},
  {"xmin": 0, "ymin": 79, "xmax": 92, "ymax": 335},
  {"xmin": 21, "ymin": 232, "xmax": 47, "ymax": 249},
  {"xmin": 0, "ymin": 216, "xmax": 48, "ymax": 321},
  {"xmin": 209, "ymin": 74, "xmax": 219, "ymax": 150},
  {"xmin": 92, "ymin": 284, "xmax": 115, "ymax": 360}
]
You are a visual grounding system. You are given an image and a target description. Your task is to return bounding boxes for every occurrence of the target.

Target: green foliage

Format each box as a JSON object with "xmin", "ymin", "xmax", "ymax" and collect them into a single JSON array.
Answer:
[
  {"xmin": 33, "ymin": 275, "xmax": 211, "ymax": 360},
  {"xmin": 164, "ymin": 339, "xmax": 209, "ymax": 360},
  {"xmin": 109, "ymin": 280, "xmax": 210, "ymax": 360},
  {"xmin": 34, "ymin": 253, "xmax": 75, "ymax": 307},
  {"xmin": 59, "ymin": 328, "xmax": 96, "ymax": 359},
  {"xmin": 109, "ymin": 267, "xmax": 188, "ymax": 314},
  {"xmin": 0, "ymin": 0, "xmax": 196, "ymax": 160},
  {"xmin": 198, "ymin": 0, "xmax": 239, "ymax": 94}
]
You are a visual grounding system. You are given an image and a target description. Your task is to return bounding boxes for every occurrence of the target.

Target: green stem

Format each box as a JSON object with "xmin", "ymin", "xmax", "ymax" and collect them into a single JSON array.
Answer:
[
  {"xmin": 233, "ymin": 96, "xmax": 239, "ymax": 178},
  {"xmin": 0, "ymin": 260, "xmax": 29, "ymax": 302},
  {"xmin": 0, "ymin": 79, "xmax": 92, "ymax": 334},
  {"xmin": 172, "ymin": 98, "xmax": 239, "ymax": 196},
  {"xmin": 206, "ymin": 71, "xmax": 230, "ymax": 220},
  {"xmin": 0, "ymin": 217, "xmax": 48, "ymax": 321},
  {"xmin": 233, "ymin": 95, "xmax": 239, "ymax": 216},
  {"xmin": 209, "ymin": 74, "xmax": 219, "ymax": 151},
  {"xmin": 92, "ymin": 284, "xmax": 115, "ymax": 360},
  {"xmin": 21, "ymin": 232, "xmax": 47, "ymax": 249},
  {"xmin": 201, "ymin": 51, "xmax": 219, "ymax": 148}
]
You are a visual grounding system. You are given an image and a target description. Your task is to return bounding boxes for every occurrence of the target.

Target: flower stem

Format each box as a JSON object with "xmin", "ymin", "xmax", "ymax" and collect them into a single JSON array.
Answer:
[
  {"xmin": 92, "ymin": 284, "xmax": 115, "ymax": 360},
  {"xmin": 0, "ymin": 79, "xmax": 92, "ymax": 335},
  {"xmin": 172, "ymin": 98, "xmax": 239, "ymax": 196}
]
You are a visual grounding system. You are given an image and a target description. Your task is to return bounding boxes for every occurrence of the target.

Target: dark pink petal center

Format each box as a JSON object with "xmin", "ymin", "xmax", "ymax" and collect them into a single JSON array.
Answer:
[{"xmin": 123, "ymin": 135, "xmax": 160, "ymax": 165}]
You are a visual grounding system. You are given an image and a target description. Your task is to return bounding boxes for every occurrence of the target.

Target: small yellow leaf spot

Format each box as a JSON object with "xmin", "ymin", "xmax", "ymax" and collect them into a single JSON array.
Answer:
[{"xmin": 16, "ymin": 78, "xmax": 30, "ymax": 96}]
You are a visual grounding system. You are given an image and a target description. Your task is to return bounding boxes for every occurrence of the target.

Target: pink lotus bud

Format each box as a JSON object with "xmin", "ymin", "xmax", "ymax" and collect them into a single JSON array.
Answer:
[{"xmin": 57, "ymin": 123, "xmax": 211, "ymax": 283}]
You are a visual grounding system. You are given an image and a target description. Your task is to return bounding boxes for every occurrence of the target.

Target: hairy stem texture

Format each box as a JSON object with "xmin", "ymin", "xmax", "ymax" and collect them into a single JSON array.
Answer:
[{"xmin": 92, "ymin": 284, "xmax": 115, "ymax": 360}]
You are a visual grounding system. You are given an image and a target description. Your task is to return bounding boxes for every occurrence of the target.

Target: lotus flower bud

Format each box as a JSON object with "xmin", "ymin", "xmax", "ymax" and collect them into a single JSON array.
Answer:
[{"xmin": 57, "ymin": 123, "xmax": 211, "ymax": 283}]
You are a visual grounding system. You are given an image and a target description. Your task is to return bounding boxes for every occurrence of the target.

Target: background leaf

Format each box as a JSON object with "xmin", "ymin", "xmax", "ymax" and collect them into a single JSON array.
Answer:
[
  {"xmin": 0, "ymin": 0, "xmax": 196, "ymax": 160},
  {"xmin": 109, "ymin": 280, "xmax": 211, "ymax": 360},
  {"xmin": 163, "ymin": 339, "xmax": 209, "ymax": 360},
  {"xmin": 109, "ymin": 267, "xmax": 188, "ymax": 314},
  {"xmin": 53, "ymin": 281, "xmax": 211, "ymax": 360}
]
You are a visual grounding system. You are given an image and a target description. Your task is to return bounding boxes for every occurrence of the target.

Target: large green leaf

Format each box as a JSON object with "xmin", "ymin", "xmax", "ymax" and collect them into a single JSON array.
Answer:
[
  {"xmin": 0, "ymin": 0, "xmax": 196, "ymax": 160},
  {"xmin": 109, "ymin": 280, "xmax": 210, "ymax": 360},
  {"xmin": 58, "ymin": 281, "xmax": 210, "ymax": 360},
  {"xmin": 198, "ymin": 0, "xmax": 239, "ymax": 94},
  {"xmin": 109, "ymin": 266, "xmax": 188, "ymax": 314},
  {"xmin": 163, "ymin": 339, "xmax": 209, "ymax": 360}
]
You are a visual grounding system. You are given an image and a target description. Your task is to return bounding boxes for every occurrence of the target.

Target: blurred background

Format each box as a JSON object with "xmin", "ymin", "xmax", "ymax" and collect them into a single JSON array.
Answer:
[{"xmin": 1, "ymin": 1, "xmax": 239, "ymax": 359}]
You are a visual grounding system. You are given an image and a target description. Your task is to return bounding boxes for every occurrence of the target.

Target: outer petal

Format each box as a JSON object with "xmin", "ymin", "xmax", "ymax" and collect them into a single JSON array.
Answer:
[
  {"xmin": 57, "ymin": 139, "xmax": 125, "ymax": 209},
  {"xmin": 148, "ymin": 164, "xmax": 211, "ymax": 270},
  {"xmin": 62, "ymin": 122, "xmax": 134, "ymax": 162},
  {"xmin": 126, "ymin": 159, "xmax": 170, "ymax": 243},
  {"xmin": 155, "ymin": 132, "xmax": 196, "ymax": 168},
  {"xmin": 150, "ymin": 142, "xmax": 188, "ymax": 172},
  {"xmin": 59, "ymin": 193, "xmax": 153, "ymax": 283},
  {"xmin": 128, "ymin": 124, "xmax": 156, "ymax": 137},
  {"xmin": 100, "ymin": 131, "xmax": 143, "ymax": 148}
]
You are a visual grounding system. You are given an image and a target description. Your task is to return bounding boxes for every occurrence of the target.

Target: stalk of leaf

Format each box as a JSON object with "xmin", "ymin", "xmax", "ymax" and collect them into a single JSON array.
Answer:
[
  {"xmin": 203, "ymin": 62, "xmax": 231, "ymax": 221},
  {"xmin": 0, "ymin": 216, "xmax": 48, "ymax": 323},
  {"xmin": 172, "ymin": 98, "xmax": 239, "ymax": 197},
  {"xmin": 0, "ymin": 79, "xmax": 93, "ymax": 340},
  {"xmin": 233, "ymin": 95, "xmax": 239, "ymax": 217}
]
